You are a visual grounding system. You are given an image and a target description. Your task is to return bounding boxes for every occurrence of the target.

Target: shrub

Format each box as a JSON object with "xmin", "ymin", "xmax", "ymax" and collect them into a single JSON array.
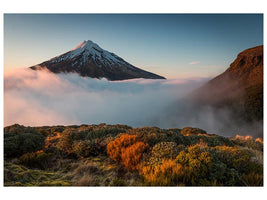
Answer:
[
  {"xmin": 72, "ymin": 137, "xmax": 112, "ymax": 158},
  {"xmin": 121, "ymin": 142, "xmax": 149, "ymax": 170},
  {"xmin": 148, "ymin": 142, "xmax": 179, "ymax": 165},
  {"xmin": 124, "ymin": 127, "xmax": 169, "ymax": 146},
  {"xmin": 141, "ymin": 159, "xmax": 183, "ymax": 186},
  {"xmin": 107, "ymin": 134, "xmax": 148, "ymax": 170},
  {"xmin": 4, "ymin": 124, "xmax": 38, "ymax": 135},
  {"xmin": 230, "ymin": 135, "xmax": 263, "ymax": 151},
  {"xmin": 4, "ymin": 131, "xmax": 45, "ymax": 158},
  {"xmin": 181, "ymin": 127, "xmax": 207, "ymax": 136},
  {"xmin": 214, "ymin": 146, "xmax": 250, "ymax": 172},
  {"xmin": 56, "ymin": 128, "xmax": 83, "ymax": 153},
  {"xmin": 175, "ymin": 144, "xmax": 215, "ymax": 185},
  {"xmin": 72, "ymin": 141, "xmax": 92, "ymax": 158},
  {"xmin": 50, "ymin": 126, "xmax": 65, "ymax": 133},
  {"xmin": 19, "ymin": 151, "xmax": 53, "ymax": 169}
]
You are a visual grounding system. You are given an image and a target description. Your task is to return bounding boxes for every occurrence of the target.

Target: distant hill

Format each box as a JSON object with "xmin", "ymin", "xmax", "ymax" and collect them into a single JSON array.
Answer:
[
  {"xmin": 160, "ymin": 46, "xmax": 263, "ymax": 137},
  {"xmin": 30, "ymin": 40, "xmax": 165, "ymax": 81},
  {"xmin": 190, "ymin": 45, "xmax": 263, "ymax": 122}
]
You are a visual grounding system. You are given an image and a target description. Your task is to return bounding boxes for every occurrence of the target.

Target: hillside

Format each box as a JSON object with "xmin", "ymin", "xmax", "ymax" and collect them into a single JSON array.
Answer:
[
  {"xmin": 190, "ymin": 45, "xmax": 263, "ymax": 122},
  {"xmin": 160, "ymin": 46, "xmax": 263, "ymax": 137},
  {"xmin": 30, "ymin": 40, "xmax": 165, "ymax": 81},
  {"xmin": 4, "ymin": 124, "xmax": 263, "ymax": 186}
]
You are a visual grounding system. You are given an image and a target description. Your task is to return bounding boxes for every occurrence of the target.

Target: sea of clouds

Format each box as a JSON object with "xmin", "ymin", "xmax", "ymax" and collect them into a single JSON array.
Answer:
[
  {"xmin": 4, "ymin": 68, "xmax": 208, "ymax": 127},
  {"xmin": 4, "ymin": 68, "xmax": 262, "ymax": 137}
]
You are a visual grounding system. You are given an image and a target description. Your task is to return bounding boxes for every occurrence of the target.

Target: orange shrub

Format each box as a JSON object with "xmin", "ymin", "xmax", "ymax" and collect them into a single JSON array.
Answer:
[
  {"xmin": 141, "ymin": 159, "xmax": 183, "ymax": 185},
  {"xmin": 107, "ymin": 134, "xmax": 148, "ymax": 170},
  {"xmin": 245, "ymin": 135, "xmax": 253, "ymax": 140},
  {"xmin": 255, "ymin": 138, "xmax": 263, "ymax": 144},
  {"xmin": 121, "ymin": 142, "xmax": 149, "ymax": 170},
  {"xmin": 45, "ymin": 132, "xmax": 61, "ymax": 148}
]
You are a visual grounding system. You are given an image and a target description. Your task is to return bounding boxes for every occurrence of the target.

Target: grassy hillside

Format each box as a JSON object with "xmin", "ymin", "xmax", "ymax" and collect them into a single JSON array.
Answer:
[{"xmin": 4, "ymin": 124, "xmax": 263, "ymax": 186}]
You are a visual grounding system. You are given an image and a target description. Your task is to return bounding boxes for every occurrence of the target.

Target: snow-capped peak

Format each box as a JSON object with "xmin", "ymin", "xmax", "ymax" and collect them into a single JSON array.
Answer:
[
  {"xmin": 31, "ymin": 40, "xmax": 166, "ymax": 80},
  {"xmin": 71, "ymin": 40, "xmax": 102, "ymax": 51},
  {"xmin": 48, "ymin": 40, "xmax": 130, "ymax": 68}
]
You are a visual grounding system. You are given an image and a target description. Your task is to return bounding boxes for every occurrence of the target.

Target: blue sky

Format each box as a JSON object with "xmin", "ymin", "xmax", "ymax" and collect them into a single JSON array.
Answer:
[{"xmin": 4, "ymin": 14, "xmax": 263, "ymax": 78}]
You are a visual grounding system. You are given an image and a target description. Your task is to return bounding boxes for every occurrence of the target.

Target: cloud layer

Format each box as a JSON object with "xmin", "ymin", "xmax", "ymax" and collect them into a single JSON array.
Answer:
[
  {"xmin": 5, "ymin": 68, "xmax": 263, "ymax": 137},
  {"xmin": 4, "ymin": 68, "xmax": 208, "ymax": 128}
]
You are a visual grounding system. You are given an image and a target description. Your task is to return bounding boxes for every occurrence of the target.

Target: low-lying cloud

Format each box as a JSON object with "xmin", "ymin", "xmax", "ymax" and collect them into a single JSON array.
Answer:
[
  {"xmin": 4, "ymin": 68, "xmax": 262, "ymax": 137},
  {"xmin": 4, "ymin": 68, "xmax": 208, "ymax": 128}
]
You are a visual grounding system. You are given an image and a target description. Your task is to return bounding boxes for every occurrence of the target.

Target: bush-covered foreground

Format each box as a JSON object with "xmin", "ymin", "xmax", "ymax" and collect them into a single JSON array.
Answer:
[{"xmin": 4, "ymin": 124, "xmax": 263, "ymax": 186}]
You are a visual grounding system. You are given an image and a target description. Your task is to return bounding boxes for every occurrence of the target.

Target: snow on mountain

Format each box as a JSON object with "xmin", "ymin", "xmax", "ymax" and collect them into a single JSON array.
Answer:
[{"xmin": 31, "ymin": 40, "xmax": 165, "ymax": 81}]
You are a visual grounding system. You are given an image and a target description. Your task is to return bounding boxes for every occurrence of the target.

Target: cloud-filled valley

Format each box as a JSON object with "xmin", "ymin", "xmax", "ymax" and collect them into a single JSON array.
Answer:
[
  {"xmin": 4, "ymin": 68, "xmax": 263, "ymax": 137},
  {"xmin": 4, "ymin": 68, "xmax": 208, "ymax": 127}
]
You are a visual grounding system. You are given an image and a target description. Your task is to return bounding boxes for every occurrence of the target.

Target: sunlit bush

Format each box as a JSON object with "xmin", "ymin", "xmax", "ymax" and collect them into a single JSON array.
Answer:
[
  {"xmin": 231, "ymin": 135, "xmax": 263, "ymax": 151},
  {"xmin": 56, "ymin": 128, "xmax": 84, "ymax": 153},
  {"xmin": 180, "ymin": 127, "xmax": 207, "ymax": 136},
  {"xmin": 141, "ymin": 159, "xmax": 183, "ymax": 186},
  {"xmin": 121, "ymin": 142, "xmax": 149, "ymax": 170},
  {"xmin": 107, "ymin": 134, "xmax": 148, "ymax": 170}
]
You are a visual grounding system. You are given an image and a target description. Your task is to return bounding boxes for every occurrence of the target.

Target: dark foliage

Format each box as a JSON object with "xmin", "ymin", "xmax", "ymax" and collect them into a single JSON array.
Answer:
[{"xmin": 4, "ymin": 125, "xmax": 45, "ymax": 157}]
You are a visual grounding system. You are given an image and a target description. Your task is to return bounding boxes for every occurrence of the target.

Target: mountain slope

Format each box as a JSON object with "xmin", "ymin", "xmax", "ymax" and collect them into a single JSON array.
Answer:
[
  {"xmin": 190, "ymin": 45, "xmax": 263, "ymax": 121},
  {"xmin": 30, "ymin": 40, "xmax": 165, "ymax": 81},
  {"xmin": 160, "ymin": 46, "xmax": 263, "ymax": 137}
]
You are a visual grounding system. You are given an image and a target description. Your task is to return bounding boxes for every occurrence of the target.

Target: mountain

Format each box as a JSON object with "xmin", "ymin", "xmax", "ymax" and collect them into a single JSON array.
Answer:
[
  {"xmin": 160, "ymin": 45, "xmax": 263, "ymax": 137},
  {"xmin": 30, "ymin": 40, "xmax": 165, "ymax": 81},
  {"xmin": 190, "ymin": 45, "xmax": 263, "ymax": 122}
]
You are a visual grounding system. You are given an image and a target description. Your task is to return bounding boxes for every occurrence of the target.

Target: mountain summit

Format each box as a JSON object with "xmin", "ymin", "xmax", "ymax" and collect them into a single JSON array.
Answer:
[{"xmin": 30, "ymin": 40, "xmax": 165, "ymax": 81}]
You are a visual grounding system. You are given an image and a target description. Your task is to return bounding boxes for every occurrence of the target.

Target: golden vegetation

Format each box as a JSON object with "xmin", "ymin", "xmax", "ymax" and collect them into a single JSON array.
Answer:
[
  {"xmin": 107, "ymin": 134, "xmax": 148, "ymax": 170},
  {"xmin": 4, "ymin": 124, "xmax": 263, "ymax": 186}
]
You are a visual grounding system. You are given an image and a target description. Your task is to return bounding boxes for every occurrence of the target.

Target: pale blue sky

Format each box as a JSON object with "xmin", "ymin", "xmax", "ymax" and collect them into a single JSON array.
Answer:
[{"xmin": 4, "ymin": 14, "xmax": 263, "ymax": 78}]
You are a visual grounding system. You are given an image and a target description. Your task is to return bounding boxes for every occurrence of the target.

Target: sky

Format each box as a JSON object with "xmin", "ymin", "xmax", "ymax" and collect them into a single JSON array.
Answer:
[{"xmin": 4, "ymin": 14, "xmax": 263, "ymax": 79}]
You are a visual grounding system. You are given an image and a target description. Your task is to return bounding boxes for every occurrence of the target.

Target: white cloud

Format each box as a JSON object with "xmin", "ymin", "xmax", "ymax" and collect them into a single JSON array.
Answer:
[
  {"xmin": 4, "ymin": 68, "xmax": 208, "ymax": 127},
  {"xmin": 4, "ymin": 68, "xmax": 262, "ymax": 137}
]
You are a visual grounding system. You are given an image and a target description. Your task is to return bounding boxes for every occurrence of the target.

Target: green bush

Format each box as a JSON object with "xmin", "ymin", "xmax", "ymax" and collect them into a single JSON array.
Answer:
[
  {"xmin": 4, "ymin": 130, "xmax": 45, "ymax": 158},
  {"xmin": 19, "ymin": 151, "xmax": 53, "ymax": 169},
  {"xmin": 184, "ymin": 135, "xmax": 233, "ymax": 147},
  {"xmin": 213, "ymin": 146, "xmax": 250, "ymax": 172},
  {"xmin": 56, "ymin": 128, "xmax": 84, "ymax": 153},
  {"xmin": 72, "ymin": 138, "xmax": 109, "ymax": 157},
  {"xmin": 124, "ymin": 127, "xmax": 184, "ymax": 146},
  {"xmin": 149, "ymin": 142, "xmax": 179, "ymax": 165}
]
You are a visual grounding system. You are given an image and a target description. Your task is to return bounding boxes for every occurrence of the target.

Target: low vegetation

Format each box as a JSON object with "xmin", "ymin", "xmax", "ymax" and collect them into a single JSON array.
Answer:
[{"xmin": 4, "ymin": 124, "xmax": 263, "ymax": 186}]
